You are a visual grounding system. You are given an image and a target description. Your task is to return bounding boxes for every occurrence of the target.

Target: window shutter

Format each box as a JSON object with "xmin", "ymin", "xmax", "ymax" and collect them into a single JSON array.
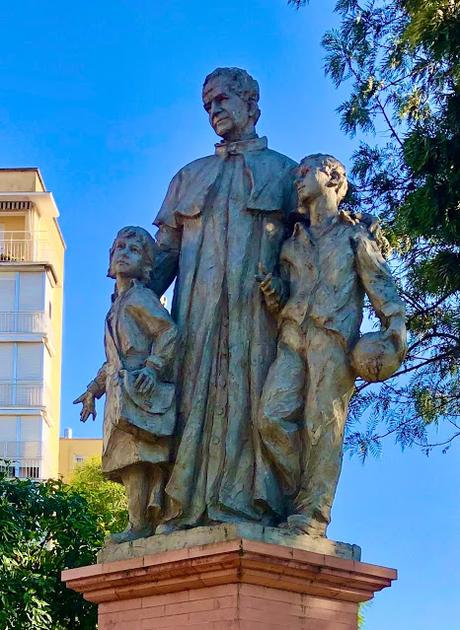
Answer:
[
  {"xmin": 0, "ymin": 344, "xmax": 14, "ymax": 380},
  {"xmin": 0, "ymin": 416, "xmax": 17, "ymax": 441},
  {"xmin": 0, "ymin": 272, "xmax": 16, "ymax": 311},
  {"xmin": 17, "ymin": 343, "xmax": 43, "ymax": 381},
  {"xmin": 20, "ymin": 417, "xmax": 41, "ymax": 441},
  {"xmin": 18, "ymin": 273, "xmax": 43, "ymax": 311}
]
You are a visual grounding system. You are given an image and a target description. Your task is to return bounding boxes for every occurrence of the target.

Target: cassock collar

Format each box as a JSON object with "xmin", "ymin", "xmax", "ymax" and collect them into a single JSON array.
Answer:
[{"xmin": 215, "ymin": 135, "xmax": 268, "ymax": 157}]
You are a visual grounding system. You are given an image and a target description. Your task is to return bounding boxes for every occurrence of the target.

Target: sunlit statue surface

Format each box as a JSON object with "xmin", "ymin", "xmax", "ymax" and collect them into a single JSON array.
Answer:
[
  {"xmin": 74, "ymin": 227, "xmax": 177, "ymax": 542},
  {"xmin": 76, "ymin": 70, "xmax": 408, "ymax": 544},
  {"xmin": 257, "ymin": 154, "xmax": 407, "ymax": 536},
  {"xmin": 151, "ymin": 67, "xmax": 297, "ymax": 530}
]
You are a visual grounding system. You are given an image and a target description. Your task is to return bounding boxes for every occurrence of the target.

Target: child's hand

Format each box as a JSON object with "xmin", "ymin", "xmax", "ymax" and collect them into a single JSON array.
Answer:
[
  {"xmin": 256, "ymin": 263, "xmax": 283, "ymax": 312},
  {"xmin": 73, "ymin": 391, "xmax": 97, "ymax": 422},
  {"xmin": 135, "ymin": 367, "xmax": 157, "ymax": 395}
]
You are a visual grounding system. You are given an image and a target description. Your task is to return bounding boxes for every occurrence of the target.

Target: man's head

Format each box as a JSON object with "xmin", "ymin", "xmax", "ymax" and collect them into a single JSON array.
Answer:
[
  {"xmin": 202, "ymin": 67, "xmax": 260, "ymax": 141},
  {"xmin": 295, "ymin": 154, "xmax": 348, "ymax": 209},
  {"xmin": 108, "ymin": 226, "xmax": 156, "ymax": 284}
]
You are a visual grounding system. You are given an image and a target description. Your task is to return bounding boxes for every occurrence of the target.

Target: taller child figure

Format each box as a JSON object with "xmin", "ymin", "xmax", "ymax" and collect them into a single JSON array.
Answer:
[{"xmin": 152, "ymin": 68, "xmax": 297, "ymax": 529}]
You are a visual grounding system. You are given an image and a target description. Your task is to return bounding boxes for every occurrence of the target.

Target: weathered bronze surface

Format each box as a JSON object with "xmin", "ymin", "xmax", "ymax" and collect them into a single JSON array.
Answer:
[{"xmin": 75, "ymin": 69, "xmax": 406, "ymax": 543}]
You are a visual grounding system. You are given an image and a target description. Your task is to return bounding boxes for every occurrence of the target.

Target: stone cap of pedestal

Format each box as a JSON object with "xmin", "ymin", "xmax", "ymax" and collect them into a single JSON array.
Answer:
[
  {"xmin": 62, "ymin": 538, "xmax": 396, "ymax": 606},
  {"xmin": 97, "ymin": 523, "xmax": 362, "ymax": 564}
]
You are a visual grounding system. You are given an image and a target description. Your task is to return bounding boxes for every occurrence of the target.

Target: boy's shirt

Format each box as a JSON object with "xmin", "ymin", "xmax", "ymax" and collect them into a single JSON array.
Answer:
[{"xmin": 279, "ymin": 216, "xmax": 405, "ymax": 347}]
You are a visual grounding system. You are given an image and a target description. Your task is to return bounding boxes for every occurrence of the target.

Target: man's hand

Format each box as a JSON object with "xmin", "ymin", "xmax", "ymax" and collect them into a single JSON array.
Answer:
[
  {"xmin": 255, "ymin": 263, "xmax": 284, "ymax": 313},
  {"xmin": 73, "ymin": 391, "xmax": 97, "ymax": 422},
  {"xmin": 135, "ymin": 367, "xmax": 157, "ymax": 396}
]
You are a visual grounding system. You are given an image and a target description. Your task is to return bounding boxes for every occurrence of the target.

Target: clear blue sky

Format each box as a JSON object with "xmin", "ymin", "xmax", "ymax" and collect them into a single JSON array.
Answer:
[{"xmin": 1, "ymin": 1, "xmax": 459, "ymax": 628}]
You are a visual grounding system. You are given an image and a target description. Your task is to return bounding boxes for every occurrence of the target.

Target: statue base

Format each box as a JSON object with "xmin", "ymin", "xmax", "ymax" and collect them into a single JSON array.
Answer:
[
  {"xmin": 97, "ymin": 522, "xmax": 362, "ymax": 564},
  {"xmin": 62, "ymin": 530, "xmax": 396, "ymax": 629}
]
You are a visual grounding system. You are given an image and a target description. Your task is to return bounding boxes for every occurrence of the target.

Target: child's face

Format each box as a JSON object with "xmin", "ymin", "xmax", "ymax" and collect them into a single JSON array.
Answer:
[
  {"xmin": 295, "ymin": 160, "xmax": 330, "ymax": 204},
  {"xmin": 111, "ymin": 236, "xmax": 144, "ymax": 279}
]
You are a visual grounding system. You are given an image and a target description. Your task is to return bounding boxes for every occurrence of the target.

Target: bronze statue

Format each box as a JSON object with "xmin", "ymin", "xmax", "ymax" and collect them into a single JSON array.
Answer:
[
  {"xmin": 74, "ymin": 226, "xmax": 177, "ymax": 542},
  {"xmin": 257, "ymin": 154, "xmax": 407, "ymax": 535}
]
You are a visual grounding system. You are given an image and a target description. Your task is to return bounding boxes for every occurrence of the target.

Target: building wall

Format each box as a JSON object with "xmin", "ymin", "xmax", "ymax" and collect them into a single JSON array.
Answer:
[
  {"xmin": 0, "ymin": 168, "xmax": 64, "ymax": 480},
  {"xmin": 58, "ymin": 438, "xmax": 103, "ymax": 482},
  {"xmin": 42, "ymin": 218, "xmax": 64, "ymax": 476},
  {"xmin": 0, "ymin": 169, "xmax": 44, "ymax": 193}
]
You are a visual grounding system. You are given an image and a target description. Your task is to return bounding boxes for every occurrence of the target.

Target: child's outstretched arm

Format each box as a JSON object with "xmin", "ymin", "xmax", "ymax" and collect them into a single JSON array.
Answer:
[{"xmin": 73, "ymin": 363, "xmax": 108, "ymax": 422}]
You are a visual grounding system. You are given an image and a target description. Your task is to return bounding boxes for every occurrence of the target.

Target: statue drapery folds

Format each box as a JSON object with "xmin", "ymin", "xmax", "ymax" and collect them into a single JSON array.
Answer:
[{"xmin": 75, "ymin": 69, "xmax": 406, "ymax": 542}]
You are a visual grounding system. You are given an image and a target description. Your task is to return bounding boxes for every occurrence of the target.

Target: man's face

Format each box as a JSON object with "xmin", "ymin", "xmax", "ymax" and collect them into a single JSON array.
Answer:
[
  {"xmin": 294, "ymin": 160, "xmax": 330, "ymax": 204},
  {"xmin": 111, "ymin": 236, "xmax": 144, "ymax": 279},
  {"xmin": 203, "ymin": 77, "xmax": 252, "ymax": 140}
]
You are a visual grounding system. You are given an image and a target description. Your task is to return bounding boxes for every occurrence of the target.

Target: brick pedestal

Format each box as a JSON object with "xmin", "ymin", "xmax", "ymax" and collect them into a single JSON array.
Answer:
[{"xmin": 62, "ymin": 538, "xmax": 396, "ymax": 629}]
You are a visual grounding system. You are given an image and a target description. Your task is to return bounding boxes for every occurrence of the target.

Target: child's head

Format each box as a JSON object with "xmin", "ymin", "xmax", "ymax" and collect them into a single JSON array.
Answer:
[
  {"xmin": 108, "ymin": 226, "xmax": 156, "ymax": 284},
  {"xmin": 295, "ymin": 154, "xmax": 348, "ymax": 209}
]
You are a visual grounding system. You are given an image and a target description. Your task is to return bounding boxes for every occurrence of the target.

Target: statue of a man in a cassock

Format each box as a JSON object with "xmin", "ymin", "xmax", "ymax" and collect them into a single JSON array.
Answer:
[{"xmin": 152, "ymin": 67, "xmax": 297, "ymax": 530}]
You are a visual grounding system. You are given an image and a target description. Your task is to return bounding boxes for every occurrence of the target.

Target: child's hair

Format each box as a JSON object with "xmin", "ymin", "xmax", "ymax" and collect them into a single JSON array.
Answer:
[
  {"xmin": 301, "ymin": 153, "xmax": 348, "ymax": 204},
  {"xmin": 108, "ymin": 226, "xmax": 157, "ymax": 284}
]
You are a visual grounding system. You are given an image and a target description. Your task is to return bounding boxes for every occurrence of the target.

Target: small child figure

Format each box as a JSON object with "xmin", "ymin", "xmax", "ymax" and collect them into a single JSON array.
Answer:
[
  {"xmin": 257, "ymin": 154, "xmax": 407, "ymax": 536},
  {"xmin": 74, "ymin": 226, "xmax": 177, "ymax": 543}
]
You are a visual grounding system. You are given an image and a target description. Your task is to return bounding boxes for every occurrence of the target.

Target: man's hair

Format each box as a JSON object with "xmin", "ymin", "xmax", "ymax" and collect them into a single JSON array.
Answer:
[
  {"xmin": 301, "ymin": 153, "xmax": 348, "ymax": 204},
  {"xmin": 108, "ymin": 226, "xmax": 157, "ymax": 284},
  {"xmin": 202, "ymin": 67, "xmax": 261, "ymax": 124}
]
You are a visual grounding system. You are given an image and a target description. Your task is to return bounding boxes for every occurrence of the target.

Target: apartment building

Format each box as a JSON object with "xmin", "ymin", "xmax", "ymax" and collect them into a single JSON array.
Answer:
[
  {"xmin": 0, "ymin": 168, "xmax": 65, "ymax": 479},
  {"xmin": 59, "ymin": 428, "xmax": 102, "ymax": 482}
]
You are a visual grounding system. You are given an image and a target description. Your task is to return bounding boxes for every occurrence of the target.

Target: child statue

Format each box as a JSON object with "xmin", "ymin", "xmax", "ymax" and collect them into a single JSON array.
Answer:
[
  {"xmin": 74, "ymin": 226, "xmax": 177, "ymax": 543},
  {"xmin": 256, "ymin": 154, "xmax": 407, "ymax": 537}
]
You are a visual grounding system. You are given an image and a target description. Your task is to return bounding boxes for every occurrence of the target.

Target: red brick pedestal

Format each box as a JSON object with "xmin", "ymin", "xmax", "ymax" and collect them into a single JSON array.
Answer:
[{"xmin": 62, "ymin": 538, "xmax": 396, "ymax": 629}]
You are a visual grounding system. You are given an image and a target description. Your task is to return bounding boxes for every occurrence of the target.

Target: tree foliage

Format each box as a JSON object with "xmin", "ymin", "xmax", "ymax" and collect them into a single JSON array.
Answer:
[
  {"xmin": 67, "ymin": 457, "xmax": 128, "ymax": 537},
  {"xmin": 0, "ymin": 460, "xmax": 127, "ymax": 630},
  {"xmin": 290, "ymin": 0, "xmax": 460, "ymax": 457},
  {"xmin": 0, "ymin": 471, "xmax": 100, "ymax": 629}
]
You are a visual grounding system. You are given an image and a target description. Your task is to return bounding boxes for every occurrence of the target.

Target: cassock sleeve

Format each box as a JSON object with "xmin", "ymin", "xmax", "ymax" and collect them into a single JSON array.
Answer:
[
  {"xmin": 353, "ymin": 228, "xmax": 405, "ymax": 328},
  {"xmin": 151, "ymin": 170, "xmax": 183, "ymax": 295}
]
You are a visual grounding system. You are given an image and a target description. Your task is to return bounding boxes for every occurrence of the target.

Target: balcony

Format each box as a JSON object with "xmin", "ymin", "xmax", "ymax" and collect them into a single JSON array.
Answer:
[
  {"xmin": 0, "ymin": 231, "xmax": 60, "ymax": 280},
  {"xmin": 0, "ymin": 439, "xmax": 41, "ymax": 459},
  {"xmin": 0, "ymin": 380, "xmax": 50, "ymax": 408},
  {"xmin": 0, "ymin": 441, "xmax": 42, "ymax": 479},
  {"xmin": 0, "ymin": 231, "xmax": 44, "ymax": 262},
  {"xmin": 0, "ymin": 311, "xmax": 55, "ymax": 348}
]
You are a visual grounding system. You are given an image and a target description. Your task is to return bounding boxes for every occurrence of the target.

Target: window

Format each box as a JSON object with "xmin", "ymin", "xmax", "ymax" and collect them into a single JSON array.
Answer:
[
  {"xmin": 18, "ymin": 273, "xmax": 43, "ymax": 311},
  {"xmin": 20, "ymin": 417, "xmax": 41, "ymax": 442},
  {"xmin": 74, "ymin": 455, "xmax": 84, "ymax": 464},
  {"xmin": 0, "ymin": 344, "xmax": 14, "ymax": 380},
  {"xmin": 0, "ymin": 272, "xmax": 15, "ymax": 311},
  {"xmin": 17, "ymin": 343, "xmax": 43, "ymax": 381},
  {"xmin": 0, "ymin": 416, "xmax": 17, "ymax": 442},
  {"xmin": 18, "ymin": 465, "xmax": 40, "ymax": 479}
]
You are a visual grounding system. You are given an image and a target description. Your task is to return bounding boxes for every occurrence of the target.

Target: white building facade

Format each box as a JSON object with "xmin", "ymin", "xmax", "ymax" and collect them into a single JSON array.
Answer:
[{"xmin": 0, "ymin": 169, "xmax": 65, "ymax": 479}]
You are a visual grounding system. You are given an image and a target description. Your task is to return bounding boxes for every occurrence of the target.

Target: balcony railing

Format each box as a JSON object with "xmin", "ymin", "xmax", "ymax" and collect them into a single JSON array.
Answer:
[
  {"xmin": 0, "ymin": 311, "xmax": 55, "ymax": 348},
  {"xmin": 0, "ymin": 380, "xmax": 50, "ymax": 407},
  {"xmin": 0, "ymin": 442, "xmax": 43, "ymax": 479},
  {"xmin": 0, "ymin": 440, "xmax": 41, "ymax": 459},
  {"xmin": 0, "ymin": 459, "xmax": 42, "ymax": 479},
  {"xmin": 0, "ymin": 231, "xmax": 60, "ymax": 277}
]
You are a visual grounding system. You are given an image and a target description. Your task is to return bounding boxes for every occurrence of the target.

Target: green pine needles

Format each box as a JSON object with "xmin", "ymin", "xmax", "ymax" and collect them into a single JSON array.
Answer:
[{"xmin": 292, "ymin": 0, "xmax": 460, "ymax": 457}]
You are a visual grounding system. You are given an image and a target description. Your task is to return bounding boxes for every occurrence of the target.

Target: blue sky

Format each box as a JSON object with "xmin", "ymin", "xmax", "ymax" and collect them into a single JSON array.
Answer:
[{"xmin": 1, "ymin": 1, "xmax": 459, "ymax": 627}]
